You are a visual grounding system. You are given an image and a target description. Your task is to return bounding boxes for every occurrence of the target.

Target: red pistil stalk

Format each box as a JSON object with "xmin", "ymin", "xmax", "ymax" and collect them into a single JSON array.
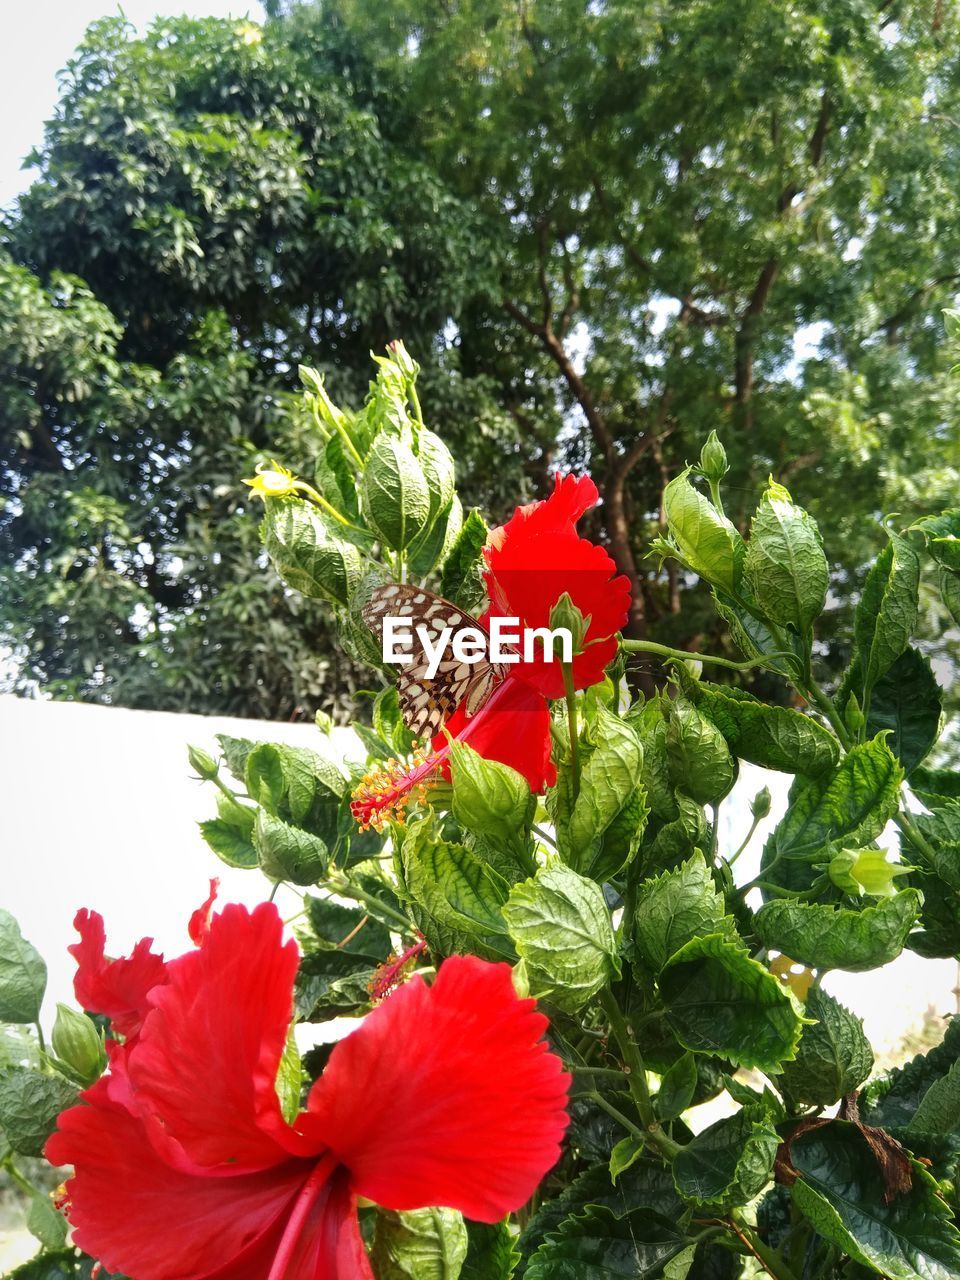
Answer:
[
  {"xmin": 265, "ymin": 1152, "xmax": 338, "ymax": 1280},
  {"xmin": 369, "ymin": 936, "xmax": 429, "ymax": 1001}
]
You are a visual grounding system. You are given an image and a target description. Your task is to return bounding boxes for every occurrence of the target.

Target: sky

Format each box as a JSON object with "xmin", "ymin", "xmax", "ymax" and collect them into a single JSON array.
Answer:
[{"xmin": 0, "ymin": 0, "xmax": 266, "ymax": 208}]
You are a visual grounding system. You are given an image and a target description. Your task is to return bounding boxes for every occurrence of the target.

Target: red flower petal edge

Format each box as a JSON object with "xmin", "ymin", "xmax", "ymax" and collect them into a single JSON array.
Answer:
[{"xmin": 47, "ymin": 901, "xmax": 570, "ymax": 1279}]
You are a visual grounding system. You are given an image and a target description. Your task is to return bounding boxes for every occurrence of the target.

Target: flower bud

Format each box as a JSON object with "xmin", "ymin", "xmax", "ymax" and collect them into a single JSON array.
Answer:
[
  {"xmin": 750, "ymin": 786, "xmax": 772, "ymax": 820},
  {"xmin": 548, "ymin": 591, "xmax": 591, "ymax": 657},
  {"xmin": 827, "ymin": 847, "xmax": 909, "ymax": 898},
  {"xmin": 188, "ymin": 744, "xmax": 219, "ymax": 781},
  {"xmin": 844, "ymin": 691, "xmax": 866, "ymax": 739},
  {"xmin": 385, "ymin": 339, "xmax": 419, "ymax": 382},
  {"xmin": 699, "ymin": 431, "xmax": 729, "ymax": 484},
  {"xmin": 52, "ymin": 1004, "xmax": 106, "ymax": 1085}
]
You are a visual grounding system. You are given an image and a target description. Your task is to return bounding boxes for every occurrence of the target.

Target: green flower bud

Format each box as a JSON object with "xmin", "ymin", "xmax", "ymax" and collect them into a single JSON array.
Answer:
[
  {"xmin": 699, "ymin": 431, "xmax": 729, "ymax": 484},
  {"xmin": 844, "ymin": 691, "xmax": 866, "ymax": 739},
  {"xmin": 52, "ymin": 1004, "xmax": 106, "ymax": 1085},
  {"xmin": 188, "ymin": 744, "xmax": 219, "ymax": 781},
  {"xmin": 548, "ymin": 591, "xmax": 591, "ymax": 657},
  {"xmin": 385, "ymin": 339, "xmax": 420, "ymax": 382},
  {"xmin": 827, "ymin": 847, "xmax": 910, "ymax": 898},
  {"xmin": 750, "ymin": 786, "xmax": 772, "ymax": 820}
]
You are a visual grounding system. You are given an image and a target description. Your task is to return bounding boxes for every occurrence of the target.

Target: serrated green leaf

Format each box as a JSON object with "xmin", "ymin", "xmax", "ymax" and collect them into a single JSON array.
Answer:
[
  {"xmin": 907, "ymin": 1058, "xmax": 960, "ymax": 1138},
  {"xmin": 861, "ymin": 646, "xmax": 941, "ymax": 775},
  {"xmin": 503, "ymin": 864, "xmax": 619, "ymax": 1012},
  {"xmin": 254, "ymin": 810, "xmax": 328, "ymax": 885},
  {"xmin": 361, "ymin": 431, "xmax": 433, "ymax": 550},
  {"xmin": 681, "ymin": 674, "xmax": 839, "ymax": 776},
  {"xmin": 461, "ymin": 1221, "xmax": 519, "ymax": 1280},
  {"xmin": 305, "ymin": 896, "xmax": 391, "ymax": 959},
  {"xmin": 666, "ymin": 697, "xmax": 736, "ymax": 805},
  {"xmin": 790, "ymin": 1121, "xmax": 960, "ymax": 1280},
  {"xmin": 938, "ymin": 566, "xmax": 960, "ymax": 628},
  {"xmin": 371, "ymin": 1207, "xmax": 468, "ymax": 1280},
  {"xmin": 439, "ymin": 507, "xmax": 489, "ymax": 612},
  {"xmin": 408, "ymin": 492, "xmax": 463, "ymax": 578},
  {"xmin": 660, "ymin": 933, "xmax": 803, "ymax": 1071},
  {"xmin": 199, "ymin": 817, "xmax": 258, "ymax": 868},
  {"xmin": 634, "ymin": 851, "xmax": 731, "ymax": 973},
  {"xmin": 416, "ymin": 428, "xmax": 456, "ymax": 525},
  {"xmin": 261, "ymin": 497, "xmax": 365, "ymax": 605},
  {"xmin": 655, "ymin": 1051, "xmax": 698, "ymax": 1121},
  {"xmin": 0, "ymin": 1068, "xmax": 77, "ymax": 1156},
  {"xmin": 673, "ymin": 1105, "xmax": 778, "ymax": 1211},
  {"xmin": 565, "ymin": 704, "xmax": 647, "ymax": 875},
  {"xmin": 525, "ymin": 1206, "xmax": 691, "ymax": 1279},
  {"xmin": 743, "ymin": 480, "xmax": 828, "ymax": 632},
  {"xmin": 401, "ymin": 818, "xmax": 513, "ymax": 961},
  {"xmin": 0, "ymin": 912, "xmax": 47, "ymax": 1024},
  {"xmin": 760, "ymin": 738, "xmax": 903, "ymax": 893},
  {"xmin": 854, "ymin": 530, "xmax": 920, "ymax": 703},
  {"xmin": 778, "ymin": 988, "xmax": 873, "ymax": 1106},
  {"xmin": 754, "ymin": 891, "xmax": 920, "ymax": 972},
  {"xmin": 861, "ymin": 1018, "xmax": 960, "ymax": 1130},
  {"xmin": 449, "ymin": 739, "xmax": 535, "ymax": 871},
  {"xmin": 910, "ymin": 509, "xmax": 960, "ymax": 570}
]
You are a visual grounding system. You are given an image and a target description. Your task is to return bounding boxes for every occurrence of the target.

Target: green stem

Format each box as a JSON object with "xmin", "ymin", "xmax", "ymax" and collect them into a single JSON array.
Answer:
[
  {"xmin": 294, "ymin": 480, "xmax": 367, "ymax": 534},
  {"xmin": 730, "ymin": 1211, "xmax": 801, "ymax": 1280},
  {"xmin": 409, "ymin": 383, "xmax": 426, "ymax": 429},
  {"xmin": 587, "ymin": 1091, "xmax": 646, "ymax": 1140},
  {"xmin": 598, "ymin": 989, "xmax": 682, "ymax": 1159},
  {"xmin": 34, "ymin": 1021, "xmax": 45, "ymax": 1054},
  {"xmin": 571, "ymin": 1066, "xmax": 633, "ymax": 1083},
  {"xmin": 620, "ymin": 638, "xmax": 791, "ymax": 673},
  {"xmin": 804, "ymin": 675, "xmax": 852, "ymax": 749},
  {"xmin": 895, "ymin": 810, "xmax": 938, "ymax": 863},
  {"xmin": 3, "ymin": 1158, "xmax": 36, "ymax": 1198},
  {"xmin": 562, "ymin": 662, "xmax": 581, "ymax": 801},
  {"xmin": 331, "ymin": 874, "xmax": 412, "ymax": 933},
  {"xmin": 726, "ymin": 814, "xmax": 761, "ymax": 868},
  {"xmin": 531, "ymin": 822, "xmax": 557, "ymax": 850}
]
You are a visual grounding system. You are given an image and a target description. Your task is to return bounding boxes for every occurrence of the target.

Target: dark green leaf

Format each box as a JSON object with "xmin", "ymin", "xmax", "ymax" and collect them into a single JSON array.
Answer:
[
  {"xmin": 0, "ymin": 1068, "xmax": 77, "ymax": 1156},
  {"xmin": 778, "ymin": 988, "xmax": 874, "ymax": 1106},
  {"xmin": 754, "ymin": 891, "xmax": 920, "ymax": 972},
  {"xmin": 673, "ymin": 1106, "xmax": 778, "ymax": 1211},
  {"xmin": 854, "ymin": 531, "xmax": 920, "ymax": 702},
  {"xmin": 0, "ymin": 911, "xmax": 47, "ymax": 1024},
  {"xmin": 525, "ymin": 1206, "xmax": 692, "ymax": 1279},
  {"xmin": 461, "ymin": 1222, "xmax": 519, "ymax": 1280},
  {"xmin": 862, "ymin": 647, "xmax": 941, "ymax": 775}
]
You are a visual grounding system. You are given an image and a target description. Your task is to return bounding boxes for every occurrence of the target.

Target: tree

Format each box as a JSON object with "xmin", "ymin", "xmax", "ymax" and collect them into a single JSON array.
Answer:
[{"xmin": 3, "ymin": 1, "xmax": 959, "ymax": 714}]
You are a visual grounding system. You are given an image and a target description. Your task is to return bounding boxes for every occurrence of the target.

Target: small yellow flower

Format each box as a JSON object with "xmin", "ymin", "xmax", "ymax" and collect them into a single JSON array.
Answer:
[
  {"xmin": 237, "ymin": 22, "xmax": 262, "ymax": 45},
  {"xmin": 242, "ymin": 461, "xmax": 298, "ymax": 501}
]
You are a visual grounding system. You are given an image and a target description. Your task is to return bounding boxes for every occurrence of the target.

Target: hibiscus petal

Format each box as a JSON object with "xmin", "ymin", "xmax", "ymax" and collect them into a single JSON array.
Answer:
[
  {"xmin": 70, "ymin": 909, "xmax": 167, "ymax": 1041},
  {"xmin": 303, "ymin": 955, "xmax": 570, "ymax": 1223},
  {"xmin": 45, "ymin": 1077, "xmax": 313, "ymax": 1280},
  {"xmin": 188, "ymin": 877, "xmax": 220, "ymax": 945},
  {"xmin": 268, "ymin": 1162, "xmax": 374, "ymax": 1280},
  {"xmin": 127, "ymin": 902, "xmax": 302, "ymax": 1173},
  {"xmin": 436, "ymin": 677, "xmax": 556, "ymax": 792}
]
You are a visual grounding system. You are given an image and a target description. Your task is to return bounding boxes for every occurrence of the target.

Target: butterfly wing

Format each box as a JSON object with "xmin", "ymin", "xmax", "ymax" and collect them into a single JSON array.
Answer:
[{"xmin": 362, "ymin": 585, "xmax": 506, "ymax": 739}]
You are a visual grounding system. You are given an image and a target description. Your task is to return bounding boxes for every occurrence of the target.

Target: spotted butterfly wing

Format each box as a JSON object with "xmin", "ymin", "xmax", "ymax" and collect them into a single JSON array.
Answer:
[{"xmin": 362, "ymin": 584, "xmax": 507, "ymax": 739}]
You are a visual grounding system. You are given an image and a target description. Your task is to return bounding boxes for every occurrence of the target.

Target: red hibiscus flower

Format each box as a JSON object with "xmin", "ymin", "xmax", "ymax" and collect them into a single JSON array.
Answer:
[
  {"xmin": 483, "ymin": 473, "xmax": 632, "ymax": 699},
  {"xmin": 352, "ymin": 473, "xmax": 627, "ymax": 829},
  {"xmin": 47, "ymin": 900, "xmax": 569, "ymax": 1280}
]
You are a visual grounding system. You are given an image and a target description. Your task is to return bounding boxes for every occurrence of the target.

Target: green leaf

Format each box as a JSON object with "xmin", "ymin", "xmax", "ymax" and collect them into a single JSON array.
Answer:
[
  {"xmin": 305, "ymin": 896, "xmax": 391, "ymax": 959},
  {"xmin": 27, "ymin": 1194, "xmax": 69, "ymax": 1250},
  {"xmin": 938, "ymin": 565, "xmax": 960, "ymax": 628},
  {"xmin": 370, "ymin": 1207, "xmax": 468, "ymax": 1280},
  {"xmin": 408, "ymin": 492, "xmax": 463, "ymax": 578},
  {"xmin": 0, "ymin": 1068, "xmax": 77, "ymax": 1156},
  {"xmin": 400, "ymin": 818, "xmax": 513, "ymax": 961},
  {"xmin": 790, "ymin": 1121, "xmax": 960, "ymax": 1280},
  {"xmin": 660, "ymin": 933, "xmax": 803, "ymax": 1071},
  {"xmin": 655, "ymin": 1051, "xmax": 698, "ymax": 1121},
  {"xmin": 503, "ymin": 864, "xmax": 619, "ymax": 1012},
  {"xmin": 861, "ymin": 646, "xmax": 941, "ymax": 775},
  {"xmin": 907, "ymin": 1058, "xmax": 960, "ymax": 1138},
  {"xmin": 609, "ymin": 1136, "xmax": 646, "ymax": 1182},
  {"xmin": 862, "ymin": 1018, "xmax": 960, "ymax": 1130},
  {"xmin": 854, "ymin": 530, "xmax": 920, "ymax": 702},
  {"xmin": 362, "ymin": 431, "xmax": 432, "ymax": 550},
  {"xmin": 633, "ymin": 851, "xmax": 731, "ymax": 973},
  {"xmin": 416, "ymin": 428, "xmax": 456, "ymax": 526},
  {"xmin": 760, "ymin": 738, "xmax": 903, "ymax": 892},
  {"xmin": 778, "ymin": 988, "xmax": 874, "ymax": 1106},
  {"xmin": 295, "ymin": 948, "xmax": 376, "ymax": 1020},
  {"xmin": 449, "ymin": 739, "xmax": 535, "ymax": 870},
  {"xmin": 673, "ymin": 1106, "xmax": 778, "ymax": 1211},
  {"xmin": 743, "ymin": 480, "xmax": 828, "ymax": 632},
  {"xmin": 461, "ymin": 1222, "xmax": 519, "ymax": 1280},
  {"xmin": 910, "ymin": 508, "xmax": 960, "ymax": 570},
  {"xmin": 6, "ymin": 1250, "xmax": 105, "ymax": 1280},
  {"xmin": 681, "ymin": 675, "xmax": 839, "ymax": 776},
  {"xmin": 657, "ymin": 470, "xmax": 744, "ymax": 594},
  {"xmin": 261, "ymin": 497, "xmax": 364, "ymax": 605},
  {"xmin": 754, "ymin": 891, "xmax": 920, "ymax": 972},
  {"xmin": 566, "ymin": 704, "xmax": 648, "ymax": 876},
  {"xmin": 274, "ymin": 1027, "xmax": 302, "ymax": 1125},
  {"xmin": 199, "ymin": 817, "xmax": 258, "ymax": 869},
  {"xmin": 525, "ymin": 1206, "xmax": 692, "ymax": 1279},
  {"xmin": 666, "ymin": 697, "xmax": 736, "ymax": 805},
  {"xmin": 254, "ymin": 811, "xmax": 328, "ymax": 885},
  {"xmin": 0, "ymin": 911, "xmax": 47, "ymax": 1024},
  {"xmin": 216, "ymin": 733, "xmax": 256, "ymax": 783},
  {"xmin": 439, "ymin": 507, "xmax": 489, "ymax": 612},
  {"xmin": 639, "ymin": 795, "xmax": 710, "ymax": 877}
]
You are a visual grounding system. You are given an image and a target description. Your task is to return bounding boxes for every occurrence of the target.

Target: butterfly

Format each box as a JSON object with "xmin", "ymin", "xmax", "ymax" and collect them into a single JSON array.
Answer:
[{"xmin": 361, "ymin": 584, "xmax": 508, "ymax": 740}]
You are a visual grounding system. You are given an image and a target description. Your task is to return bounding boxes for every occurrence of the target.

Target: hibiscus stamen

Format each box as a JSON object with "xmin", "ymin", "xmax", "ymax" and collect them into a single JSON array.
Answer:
[
  {"xmin": 265, "ymin": 1152, "xmax": 338, "ymax": 1280},
  {"xmin": 369, "ymin": 936, "xmax": 429, "ymax": 1001}
]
